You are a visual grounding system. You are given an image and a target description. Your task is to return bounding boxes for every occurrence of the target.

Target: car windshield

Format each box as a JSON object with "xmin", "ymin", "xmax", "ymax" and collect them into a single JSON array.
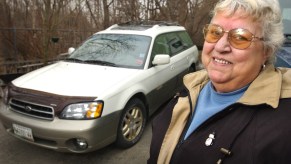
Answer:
[
  {"xmin": 279, "ymin": 0, "xmax": 291, "ymax": 45},
  {"xmin": 67, "ymin": 34, "xmax": 151, "ymax": 69}
]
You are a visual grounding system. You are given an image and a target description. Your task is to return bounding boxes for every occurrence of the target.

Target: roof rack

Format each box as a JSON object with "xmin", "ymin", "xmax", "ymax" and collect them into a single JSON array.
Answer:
[
  {"xmin": 117, "ymin": 20, "xmax": 180, "ymax": 27},
  {"xmin": 105, "ymin": 20, "xmax": 181, "ymax": 31}
]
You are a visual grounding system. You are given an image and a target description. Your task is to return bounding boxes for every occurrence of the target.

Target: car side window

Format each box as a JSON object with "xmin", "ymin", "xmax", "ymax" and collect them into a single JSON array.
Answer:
[
  {"xmin": 178, "ymin": 31, "xmax": 194, "ymax": 48},
  {"xmin": 150, "ymin": 34, "xmax": 170, "ymax": 67},
  {"xmin": 166, "ymin": 31, "xmax": 194, "ymax": 57},
  {"xmin": 166, "ymin": 32, "xmax": 183, "ymax": 56},
  {"xmin": 150, "ymin": 31, "xmax": 194, "ymax": 67}
]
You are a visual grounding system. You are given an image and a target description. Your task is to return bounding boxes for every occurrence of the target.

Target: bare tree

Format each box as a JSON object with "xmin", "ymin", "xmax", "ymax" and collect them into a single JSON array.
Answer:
[
  {"xmin": 103, "ymin": 0, "xmax": 114, "ymax": 29},
  {"xmin": 0, "ymin": 0, "xmax": 95, "ymax": 62},
  {"xmin": 186, "ymin": 0, "xmax": 217, "ymax": 48},
  {"xmin": 0, "ymin": 0, "xmax": 219, "ymax": 64}
]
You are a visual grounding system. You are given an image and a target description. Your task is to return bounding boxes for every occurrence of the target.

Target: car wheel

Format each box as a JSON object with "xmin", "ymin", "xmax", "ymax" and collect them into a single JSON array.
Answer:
[{"xmin": 116, "ymin": 98, "xmax": 147, "ymax": 148}]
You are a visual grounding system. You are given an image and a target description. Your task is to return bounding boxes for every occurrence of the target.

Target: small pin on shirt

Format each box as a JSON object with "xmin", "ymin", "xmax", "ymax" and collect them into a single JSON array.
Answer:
[{"xmin": 205, "ymin": 132, "xmax": 215, "ymax": 146}]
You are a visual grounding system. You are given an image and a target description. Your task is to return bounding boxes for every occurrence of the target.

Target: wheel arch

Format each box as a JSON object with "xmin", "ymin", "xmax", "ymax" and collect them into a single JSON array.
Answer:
[
  {"xmin": 125, "ymin": 92, "xmax": 149, "ymax": 118},
  {"xmin": 115, "ymin": 93, "xmax": 148, "ymax": 148}
]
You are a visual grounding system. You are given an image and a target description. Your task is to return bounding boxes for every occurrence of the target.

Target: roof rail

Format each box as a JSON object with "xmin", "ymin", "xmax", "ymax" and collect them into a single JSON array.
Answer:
[{"xmin": 117, "ymin": 20, "xmax": 180, "ymax": 27}]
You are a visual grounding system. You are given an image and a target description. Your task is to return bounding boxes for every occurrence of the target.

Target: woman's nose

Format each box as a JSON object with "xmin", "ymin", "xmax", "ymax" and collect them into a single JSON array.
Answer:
[{"xmin": 214, "ymin": 33, "xmax": 231, "ymax": 53}]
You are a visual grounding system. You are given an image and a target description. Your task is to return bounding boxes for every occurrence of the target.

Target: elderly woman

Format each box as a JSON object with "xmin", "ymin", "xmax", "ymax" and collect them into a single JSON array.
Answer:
[{"xmin": 148, "ymin": 0, "xmax": 291, "ymax": 163}]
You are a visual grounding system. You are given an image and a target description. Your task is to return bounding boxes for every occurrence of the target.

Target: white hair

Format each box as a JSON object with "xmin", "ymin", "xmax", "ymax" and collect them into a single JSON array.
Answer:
[{"xmin": 212, "ymin": 0, "xmax": 285, "ymax": 64}]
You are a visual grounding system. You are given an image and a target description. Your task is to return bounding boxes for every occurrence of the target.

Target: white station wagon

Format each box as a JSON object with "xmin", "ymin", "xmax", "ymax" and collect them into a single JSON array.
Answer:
[{"xmin": 0, "ymin": 21, "xmax": 199, "ymax": 153}]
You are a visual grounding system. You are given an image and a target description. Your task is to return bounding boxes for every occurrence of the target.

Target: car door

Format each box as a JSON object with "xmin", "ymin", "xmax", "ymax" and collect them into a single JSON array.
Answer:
[
  {"xmin": 166, "ymin": 31, "xmax": 195, "ymax": 88},
  {"xmin": 146, "ymin": 32, "xmax": 193, "ymax": 112}
]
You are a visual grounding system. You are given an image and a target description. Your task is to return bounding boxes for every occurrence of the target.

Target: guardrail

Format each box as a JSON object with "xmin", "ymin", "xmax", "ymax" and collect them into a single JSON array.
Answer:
[
  {"xmin": 0, "ymin": 60, "xmax": 45, "ymax": 75},
  {"xmin": 0, "ymin": 60, "xmax": 45, "ymax": 85},
  {"xmin": 0, "ymin": 57, "xmax": 66, "ymax": 85}
]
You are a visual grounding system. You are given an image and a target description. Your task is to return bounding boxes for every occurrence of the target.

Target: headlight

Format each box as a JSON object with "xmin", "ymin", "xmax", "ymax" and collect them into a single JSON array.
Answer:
[{"xmin": 60, "ymin": 101, "xmax": 103, "ymax": 120}]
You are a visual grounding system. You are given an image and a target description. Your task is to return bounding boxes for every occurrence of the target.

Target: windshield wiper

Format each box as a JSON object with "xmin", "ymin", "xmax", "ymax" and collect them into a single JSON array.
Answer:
[
  {"xmin": 64, "ymin": 58, "xmax": 117, "ymax": 66},
  {"xmin": 83, "ymin": 60, "xmax": 117, "ymax": 66},
  {"xmin": 64, "ymin": 58, "xmax": 84, "ymax": 63}
]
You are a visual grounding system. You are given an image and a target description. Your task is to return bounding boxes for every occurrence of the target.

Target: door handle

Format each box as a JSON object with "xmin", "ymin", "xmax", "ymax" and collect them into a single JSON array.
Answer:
[{"xmin": 171, "ymin": 65, "xmax": 175, "ymax": 70}]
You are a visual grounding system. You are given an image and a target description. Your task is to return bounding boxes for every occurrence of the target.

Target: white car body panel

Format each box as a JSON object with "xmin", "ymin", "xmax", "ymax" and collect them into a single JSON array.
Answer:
[{"xmin": 12, "ymin": 61, "xmax": 140, "ymax": 97}]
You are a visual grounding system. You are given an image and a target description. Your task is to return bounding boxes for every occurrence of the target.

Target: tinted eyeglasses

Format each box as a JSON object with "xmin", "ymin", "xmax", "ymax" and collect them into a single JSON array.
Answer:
[{"xmin": 203, "ymin": 24, "xmax": 264, "ymax": 50}]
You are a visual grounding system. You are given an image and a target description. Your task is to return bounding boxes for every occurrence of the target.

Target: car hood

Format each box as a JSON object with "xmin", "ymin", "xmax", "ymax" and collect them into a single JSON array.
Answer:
[{"xmin": 12, "ymin": 61, "xmax": 140, "ymax": 97}]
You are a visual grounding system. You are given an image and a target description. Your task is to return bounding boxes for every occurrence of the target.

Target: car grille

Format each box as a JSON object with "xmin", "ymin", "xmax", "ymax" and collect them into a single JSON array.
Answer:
[{"xmin": 9, "ymin": 99, "xmax": 54, "ymax": 120}]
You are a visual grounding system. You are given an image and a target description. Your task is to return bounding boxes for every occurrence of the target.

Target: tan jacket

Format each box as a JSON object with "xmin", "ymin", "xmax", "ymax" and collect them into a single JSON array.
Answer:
[{"xmin": 157, "ymin": 65, "xmax": 291, "ymax": 164}]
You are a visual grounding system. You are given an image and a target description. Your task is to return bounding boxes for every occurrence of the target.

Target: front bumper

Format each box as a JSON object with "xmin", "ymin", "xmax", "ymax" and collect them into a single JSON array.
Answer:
[{"xmin": 0, "ymin": 101, "xmax": 121, "ymax": 153}]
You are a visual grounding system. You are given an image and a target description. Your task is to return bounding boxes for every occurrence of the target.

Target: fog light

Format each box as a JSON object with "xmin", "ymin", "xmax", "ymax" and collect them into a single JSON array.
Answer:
[
  {"xmin": 75, "ymin": 138, "xmax": 88, "ymax": 150},
  {"xmin": 67, "ymin": 138, "xmax": 89, "ymax": 152}
]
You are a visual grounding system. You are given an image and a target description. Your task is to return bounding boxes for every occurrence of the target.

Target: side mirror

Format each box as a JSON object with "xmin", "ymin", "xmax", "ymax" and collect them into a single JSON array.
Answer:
[
  {"xmin": 152, "ymin": 54, "xmax": 170, "ymax": 65},
  {"xmin": 68, "ymin": 47, "xmax": 75, "ymax": 54}
]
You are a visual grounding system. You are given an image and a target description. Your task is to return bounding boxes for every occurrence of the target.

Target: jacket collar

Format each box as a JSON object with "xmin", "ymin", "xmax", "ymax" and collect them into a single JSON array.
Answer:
[
  {"xmin": 184, "ymin": 65, "xmax": 291, "ymax": 109},
  {"xmin": 238, "ymin": 65, "xmax": 281, "ymax": 108}
]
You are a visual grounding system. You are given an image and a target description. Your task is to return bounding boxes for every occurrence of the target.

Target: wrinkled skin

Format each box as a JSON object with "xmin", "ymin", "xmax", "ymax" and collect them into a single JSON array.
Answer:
[{"xmin": 202, "ymin": 10, "xmax": 267, "ymax": 93}]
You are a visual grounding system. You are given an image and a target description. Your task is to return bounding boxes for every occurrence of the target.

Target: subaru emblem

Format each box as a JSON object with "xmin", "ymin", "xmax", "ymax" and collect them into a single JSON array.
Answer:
[{"xmin": 25, "ymin": 105, "xmax": 32, "ymax": 112}]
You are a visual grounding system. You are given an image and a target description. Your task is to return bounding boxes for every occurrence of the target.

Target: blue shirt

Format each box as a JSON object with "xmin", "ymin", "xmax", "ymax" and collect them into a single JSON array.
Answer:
[{"xmin": 184, "ymin": 81, "xmax": 249, "ymax": 139}]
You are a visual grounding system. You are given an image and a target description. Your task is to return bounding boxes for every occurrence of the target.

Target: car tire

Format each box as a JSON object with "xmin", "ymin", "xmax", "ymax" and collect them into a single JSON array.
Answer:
[{"xmin": 116, "ymin": 98, "xmax": 147, "ymax": 148}]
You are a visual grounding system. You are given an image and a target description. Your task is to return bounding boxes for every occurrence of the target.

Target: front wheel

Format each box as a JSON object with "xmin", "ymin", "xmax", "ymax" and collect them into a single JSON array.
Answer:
[{"xmin": 116, "ymin": 98, "xmax": 147, "ymax": 148}]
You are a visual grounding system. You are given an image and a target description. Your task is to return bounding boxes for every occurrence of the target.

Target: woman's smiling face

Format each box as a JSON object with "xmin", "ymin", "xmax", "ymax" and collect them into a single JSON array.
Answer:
[{"xmin": 202, "ymin": 10, "xmax": 267, "ymax": 93}]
